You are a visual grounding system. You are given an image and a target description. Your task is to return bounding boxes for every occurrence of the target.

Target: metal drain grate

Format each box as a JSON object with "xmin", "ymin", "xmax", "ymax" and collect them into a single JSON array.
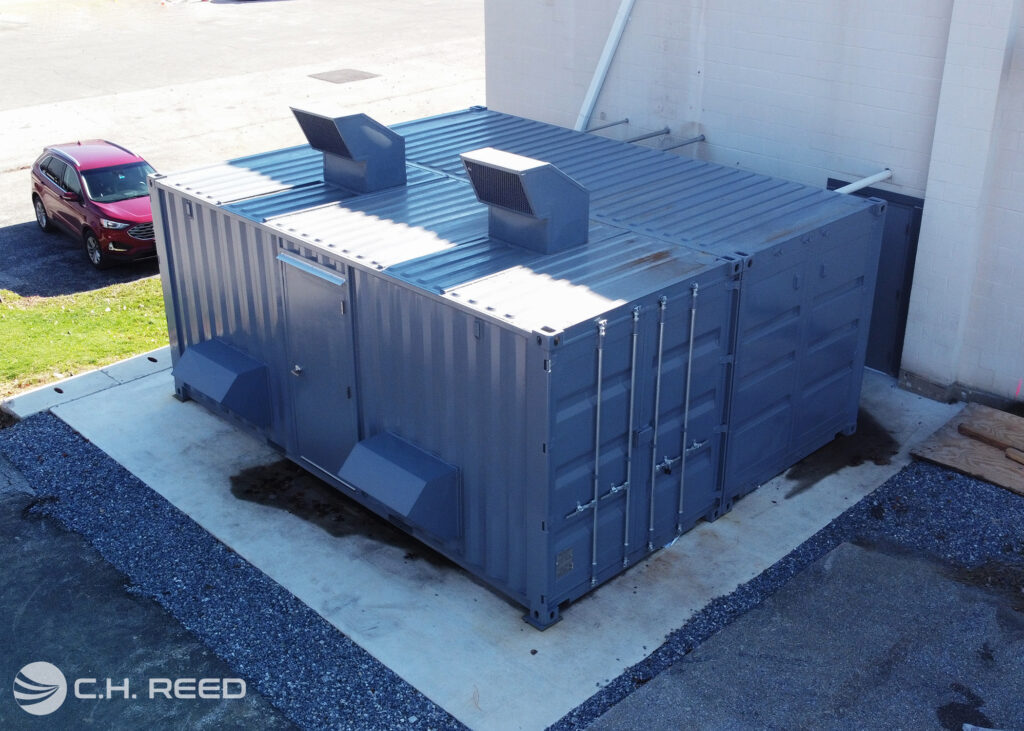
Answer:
[{"xmin": 308, "ymin": 69, "xmax": 379, "ymax": 84}]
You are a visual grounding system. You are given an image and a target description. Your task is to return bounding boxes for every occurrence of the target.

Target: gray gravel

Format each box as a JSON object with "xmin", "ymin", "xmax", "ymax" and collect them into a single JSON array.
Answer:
[{"xmin": 0, "ymin": 414, "xmax": 462, "ymax": 731}]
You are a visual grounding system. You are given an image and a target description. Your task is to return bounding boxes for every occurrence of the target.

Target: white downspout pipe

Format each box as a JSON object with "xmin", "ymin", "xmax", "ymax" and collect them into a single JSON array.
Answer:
[
  {"xmin": 574, "ymin": 0, "xmax": 637, "ymax": 132},
  {"xmin": 834, "ymin": 168, "xmax": 892, "ymax": 195}
]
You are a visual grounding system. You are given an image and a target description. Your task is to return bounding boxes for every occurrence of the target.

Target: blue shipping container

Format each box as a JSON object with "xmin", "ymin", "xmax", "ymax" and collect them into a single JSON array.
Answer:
[{"xmin": 152, "ymin": 107, "xmax": 884, "ymax": 627}]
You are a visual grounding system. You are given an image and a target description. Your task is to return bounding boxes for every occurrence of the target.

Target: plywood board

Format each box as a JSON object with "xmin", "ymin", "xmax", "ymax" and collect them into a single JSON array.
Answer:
[{"xmin": 912, "ymin": 402, "xmax": 1024, "ymax": 496}]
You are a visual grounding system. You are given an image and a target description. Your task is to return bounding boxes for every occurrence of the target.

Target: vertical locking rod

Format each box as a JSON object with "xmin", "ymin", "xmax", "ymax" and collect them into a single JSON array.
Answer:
[
  {"xmin": 621, "ymin": 307, "xmax": 641, "ymax": 565},
  {"xmin": 647, "ymin": 296, "xmax": 667, "ymax": 551},
  {"xmin": 591, "ymin": 320, "xmax": 607, "ymax": 586},
  {"xmin": 677, "ymin": 282, "xmax": 699, "ymax": 533}
]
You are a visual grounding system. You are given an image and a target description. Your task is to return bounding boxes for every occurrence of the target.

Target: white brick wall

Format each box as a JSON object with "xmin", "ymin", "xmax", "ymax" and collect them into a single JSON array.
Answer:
[
  {"xmin": 949, "ymin": 3, "xmax": 1024, "ymax": 397},
  {"xmin": 487, "ymin": 0, "xmax": 952, "ymax": 193},
  {"xmin": 486, "ymin": 0, "xmax": 1024, "ymax": 400}
]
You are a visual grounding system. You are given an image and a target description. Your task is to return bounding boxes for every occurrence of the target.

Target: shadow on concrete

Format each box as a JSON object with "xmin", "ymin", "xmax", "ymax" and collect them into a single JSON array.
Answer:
[{"xmin": 0, "ymin": 220, "xmax": 159, "ymax": 298}]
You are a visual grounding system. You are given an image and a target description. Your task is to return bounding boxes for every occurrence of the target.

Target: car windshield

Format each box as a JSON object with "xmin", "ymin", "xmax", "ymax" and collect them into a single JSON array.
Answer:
[{"xmin": 81, "ymin": 162, "xmax": 155, "ymax": 203}]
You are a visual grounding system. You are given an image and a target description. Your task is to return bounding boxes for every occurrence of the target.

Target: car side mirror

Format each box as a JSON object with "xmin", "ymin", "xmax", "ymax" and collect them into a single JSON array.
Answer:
[{"xmin": 61, "ymin": 190, "xmax": 80, "ymax": 202}]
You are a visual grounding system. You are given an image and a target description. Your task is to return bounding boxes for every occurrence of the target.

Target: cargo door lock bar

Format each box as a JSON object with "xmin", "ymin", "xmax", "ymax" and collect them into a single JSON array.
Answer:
[
  {"xmin": 565, "ymin": 307, "xmax": 644, "ymax": 574},
  {"xmin": 589, "ymin": 319, "xmax": 607, "ymax": 587},
  {"xmin": 617, "ymin": 306, "xmax": 641, "ymax": 566},
  {"xmin": 676, "ymin": 282, "xmax": 699, "ymax": 534},
  {"xmin": 647, "ymin": 296, "xmax": 668, "ymax": 551}
]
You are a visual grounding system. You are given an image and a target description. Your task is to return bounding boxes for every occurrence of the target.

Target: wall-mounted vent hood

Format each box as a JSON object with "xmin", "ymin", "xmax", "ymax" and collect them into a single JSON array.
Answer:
[
  {"xmin": 291, "ymin": 108, "xmax": 406, "ymax": 193},
  {"xmin": 461, "ymin": 147, "xmax": 589, "ymax": 255}
]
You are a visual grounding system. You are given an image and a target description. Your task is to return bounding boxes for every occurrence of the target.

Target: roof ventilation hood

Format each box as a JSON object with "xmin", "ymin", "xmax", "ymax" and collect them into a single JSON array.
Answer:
[
  {"xmin": 460, "ymin": 147, "xmax": 589, "ymax": 255},
  {"xmin": 291, "ymin": 108, "xmax": 406, "ymax": 193}
]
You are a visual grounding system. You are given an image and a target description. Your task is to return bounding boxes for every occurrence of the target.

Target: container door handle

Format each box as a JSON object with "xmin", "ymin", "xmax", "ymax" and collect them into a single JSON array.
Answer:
[{"xmin": 291, "ymin": 364, "xmax": 303, "ymax": 377}]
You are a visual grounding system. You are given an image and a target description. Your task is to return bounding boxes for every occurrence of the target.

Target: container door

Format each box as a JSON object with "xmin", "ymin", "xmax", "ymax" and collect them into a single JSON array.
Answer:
[{"xmin": 280, "ymin": 252, "xmax": 360, "ymax": 477}]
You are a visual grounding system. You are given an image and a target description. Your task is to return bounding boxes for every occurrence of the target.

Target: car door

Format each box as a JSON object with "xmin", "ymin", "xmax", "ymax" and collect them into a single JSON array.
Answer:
[
  {"xmin": 38, "ymin": 157, "xmax": 68, "ymax": 228},
  {"xmin": 59, "ymin": 164, "xmax": 88, "ymax": 234},
  {"xmin": 40, "ymin": 157, "xmax": 76, "ymax": 232}
]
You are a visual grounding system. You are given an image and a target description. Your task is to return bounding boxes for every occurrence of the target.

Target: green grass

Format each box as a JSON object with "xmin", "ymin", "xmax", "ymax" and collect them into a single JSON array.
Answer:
[{"xmin": 0, "ymin": 277, "xmax": 168, "ymax": 398}]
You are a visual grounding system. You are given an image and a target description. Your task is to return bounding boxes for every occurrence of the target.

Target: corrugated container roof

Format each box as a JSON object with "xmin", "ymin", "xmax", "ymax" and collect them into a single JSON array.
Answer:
[
  {"xmin": 157, "ymin": 107, "xmax": 871, "ymax": 334},
  {"xmin": 163, "ymin": 145, "xmax": 322, "ymax": 205},
  {"xmin": 396, "ymin": 109, "xmax": 867, "ymax": 252}
]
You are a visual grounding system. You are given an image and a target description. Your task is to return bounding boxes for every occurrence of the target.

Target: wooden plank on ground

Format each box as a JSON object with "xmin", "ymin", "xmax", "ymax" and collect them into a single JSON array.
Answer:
[{"xmin": 911, "ymin": 402, "xmax": 1024, "ymax": 496}]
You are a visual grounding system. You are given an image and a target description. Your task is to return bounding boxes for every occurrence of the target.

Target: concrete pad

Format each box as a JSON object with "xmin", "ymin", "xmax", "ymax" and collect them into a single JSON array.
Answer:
[
  {"xmin": 590, "ymin": 542, "xmax": 1024, "ymax": 730},
  {"xmin": 2, "ymin": 348, "xmax": 171, "ymax": 419},
  {"xmin": 52, "ymin": 370, "xmax": 961, "ymax": 730}
]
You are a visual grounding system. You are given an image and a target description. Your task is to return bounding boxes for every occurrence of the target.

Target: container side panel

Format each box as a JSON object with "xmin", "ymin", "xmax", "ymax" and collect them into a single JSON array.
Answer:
[
  {"xmin": 156, "ymin": 186, "xmax": 290, "ymax": 446},
  {"xmin": 351, "ymin": 270, "xmax": 535, "ymax": 599},
  {"xmin": 723, "ymin": 206, "xmax": 885, "ymax": 499},
  {"xmin": 153, "ymin": 185, "xmax": 183, "ymax": 363}
]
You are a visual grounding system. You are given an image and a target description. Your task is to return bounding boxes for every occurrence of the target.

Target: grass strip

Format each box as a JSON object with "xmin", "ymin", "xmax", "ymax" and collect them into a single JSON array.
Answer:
[{"xmin": 0, "ymin": 277, "xmax": 167, "ymax": 398}]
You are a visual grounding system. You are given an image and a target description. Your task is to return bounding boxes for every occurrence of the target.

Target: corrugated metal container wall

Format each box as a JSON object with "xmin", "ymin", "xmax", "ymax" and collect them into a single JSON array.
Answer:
[
  {"xmin": 393, "ymin": 108, "xmax": 885, "ymax": 507},
  {"xmin": 347, "ymin": 267, "xmax": 538, "ymax": 598},
  {"xmin": 153, "ymin": 188, "xmax": 290, "ymax": 446},
  {"xmin": 152, "ymin": 107, "xmax": 884, "ymax": 627},
  {"xmin": 721, "ymin": 216, "xmax": 883, "ymax": 503}
]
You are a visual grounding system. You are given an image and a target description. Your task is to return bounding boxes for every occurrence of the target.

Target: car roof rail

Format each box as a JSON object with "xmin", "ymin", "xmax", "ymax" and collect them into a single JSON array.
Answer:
[
  {"xmin": 52, "ymin": 148, "xmax": 79, "ymax": 166},
  {"xmin": 102, "ymin": 140, "xmax": 139, "ymax": 158}
]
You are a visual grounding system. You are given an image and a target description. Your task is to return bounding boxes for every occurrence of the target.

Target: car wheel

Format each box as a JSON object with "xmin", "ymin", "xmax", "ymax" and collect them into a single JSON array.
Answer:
[
  {"xmin": 83, "ymin": 230, "xmax": 112, "ymax": 270},
  {"xmin": 33, "ymin": 195, "xmax": 53, "ymax": 232}
]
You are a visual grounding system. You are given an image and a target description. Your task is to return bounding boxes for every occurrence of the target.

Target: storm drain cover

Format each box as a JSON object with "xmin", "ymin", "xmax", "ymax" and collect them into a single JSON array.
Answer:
[{"xmin": 309, "ymin": 69, "xmax": 379, "ymax": 84}]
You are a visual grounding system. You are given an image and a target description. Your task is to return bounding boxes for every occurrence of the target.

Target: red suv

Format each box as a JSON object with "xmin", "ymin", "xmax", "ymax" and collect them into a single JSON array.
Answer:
[{"xmin": 31, "ymin": 141, "xmax": 156, "ymax": 269}]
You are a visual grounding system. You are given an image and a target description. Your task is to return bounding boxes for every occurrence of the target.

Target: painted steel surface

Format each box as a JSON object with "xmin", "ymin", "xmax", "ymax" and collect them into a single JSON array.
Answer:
[{"xmin": 153, "ymin": 107, "xmax": 883, "ymax": 627}]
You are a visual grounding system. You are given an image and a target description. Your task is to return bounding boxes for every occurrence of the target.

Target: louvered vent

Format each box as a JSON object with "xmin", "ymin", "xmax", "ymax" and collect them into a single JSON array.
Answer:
[
  {"xmin": 462, "ymin": 162, "xmax": 534, "ymax": 215},
  {"xmin": 460, "ymin": 148, "xmax": 589, "ymax": 255},
  {"xmin": 291, "ymin": 108, "xmax": 405, "ymax": 193}
]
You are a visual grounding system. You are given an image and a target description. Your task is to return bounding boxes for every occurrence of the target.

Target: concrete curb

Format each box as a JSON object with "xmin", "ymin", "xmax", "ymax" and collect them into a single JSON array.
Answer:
[{"xmin": 1, "ymin": 345, "xmax": 172, "ymax": 420}]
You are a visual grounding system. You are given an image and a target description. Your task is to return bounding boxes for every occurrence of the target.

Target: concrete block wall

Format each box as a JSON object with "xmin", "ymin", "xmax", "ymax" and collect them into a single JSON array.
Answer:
[
  {"xmin": 486, "ymin": 0, "xmax": 952, "ymax": 193},
  {"xmin": 944, "ymin": 2, "xmax": 1024, "ymax": 398},
  {"xmin": 485, "ymin": 0, "xmax": 1024, "ymax": 401}
]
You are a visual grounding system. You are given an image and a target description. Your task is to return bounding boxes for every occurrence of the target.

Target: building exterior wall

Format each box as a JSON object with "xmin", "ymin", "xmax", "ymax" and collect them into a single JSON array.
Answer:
[
  {"xmin": 485, "ymin": 0, "xmax": 1024, "ymax": 400},
  {"xmin": 942, "ymin": 2, "xmax": 1024, "ymax": 397}
]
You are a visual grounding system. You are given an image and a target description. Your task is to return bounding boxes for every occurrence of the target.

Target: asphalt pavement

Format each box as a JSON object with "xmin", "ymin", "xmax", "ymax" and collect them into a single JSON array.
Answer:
[
  {"xmin": 0, "ymin": 220, "xmax": 158, "ymax": 298},
  {"xmin": 0, "ymin": 453, "xmax": 294, "ymax": 730},
  {"xmin": 591, "ymin": 541, "xmax": 1024, "ymax": 730},
  {"xmin": 0, "ymin": 0, "xmax": 484, "ymax": 297}
]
